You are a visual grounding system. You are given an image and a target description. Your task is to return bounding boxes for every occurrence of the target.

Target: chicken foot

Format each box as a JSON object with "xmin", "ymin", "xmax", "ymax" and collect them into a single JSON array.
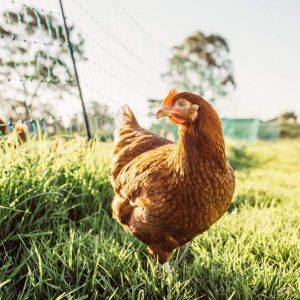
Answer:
[
  {"xmin": 158, "ymin": 241, "xmax": 191, "ymax": 274},
  {"xmin": 161, "ymin": 262, "xmax": 172, "ymax": 274}
]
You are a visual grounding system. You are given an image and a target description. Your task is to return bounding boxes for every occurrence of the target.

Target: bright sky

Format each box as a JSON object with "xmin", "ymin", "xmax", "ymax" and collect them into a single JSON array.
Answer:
[
  {"xmin": 121, "ymin": 0, "xmax": 300, "ymax": 120},
  {"xmin": 1, "ymin": 0, "xmax": 299, "ymax": 124}
]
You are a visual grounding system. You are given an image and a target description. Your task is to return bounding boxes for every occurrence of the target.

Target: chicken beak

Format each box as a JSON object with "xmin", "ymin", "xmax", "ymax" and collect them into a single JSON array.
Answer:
[{"xmin": 156, "ymin": 107, "xmax": 169, "ymax": 119}]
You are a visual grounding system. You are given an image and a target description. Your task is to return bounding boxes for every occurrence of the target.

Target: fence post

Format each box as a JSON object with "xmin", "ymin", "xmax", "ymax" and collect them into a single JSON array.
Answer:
[{"xmin": 58, "ymin": 0, "xmax": 92, "ymax": 140}]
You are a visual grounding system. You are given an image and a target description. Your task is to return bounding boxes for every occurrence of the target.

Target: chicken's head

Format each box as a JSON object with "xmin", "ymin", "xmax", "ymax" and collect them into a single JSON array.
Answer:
[{"xmin": 156, "ymin": 89, "xmax": 199, "ymax": 125}]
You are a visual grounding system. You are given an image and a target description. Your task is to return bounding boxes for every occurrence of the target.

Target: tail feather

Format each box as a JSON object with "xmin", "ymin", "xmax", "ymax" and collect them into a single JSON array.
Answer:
[{"xmin": 116, "ymin": 104, "xmax": 139, "ymax": 126}]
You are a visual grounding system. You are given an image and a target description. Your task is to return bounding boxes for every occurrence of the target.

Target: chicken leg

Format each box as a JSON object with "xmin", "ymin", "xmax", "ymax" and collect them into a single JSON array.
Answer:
[{"xmin": 175, "ymin": 242, "xmax": 191, "ymax": 266}]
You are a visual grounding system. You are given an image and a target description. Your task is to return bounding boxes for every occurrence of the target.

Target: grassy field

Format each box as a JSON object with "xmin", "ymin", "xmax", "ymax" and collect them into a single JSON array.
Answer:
[{"xmin": 0, "ymin": 138, "xmax": 299, "ymax": 299}]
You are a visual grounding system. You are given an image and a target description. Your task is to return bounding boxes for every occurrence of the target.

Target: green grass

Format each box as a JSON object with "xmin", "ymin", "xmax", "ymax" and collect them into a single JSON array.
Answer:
[{"xmin": 0, "ymin": 139, "xmax": 299, "ymax": 299}]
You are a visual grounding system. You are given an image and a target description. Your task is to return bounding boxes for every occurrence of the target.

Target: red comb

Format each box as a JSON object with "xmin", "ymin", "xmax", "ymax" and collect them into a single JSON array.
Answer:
[{"xmin": 162, "ymin": 88, "xmax": 178, "ymax": 106}]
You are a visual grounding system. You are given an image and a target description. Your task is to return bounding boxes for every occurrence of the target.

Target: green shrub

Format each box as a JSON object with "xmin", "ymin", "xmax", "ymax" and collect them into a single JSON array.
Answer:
[{"xmin": 280, "ymin": 123, "xmax": 300, "ymax": 139}]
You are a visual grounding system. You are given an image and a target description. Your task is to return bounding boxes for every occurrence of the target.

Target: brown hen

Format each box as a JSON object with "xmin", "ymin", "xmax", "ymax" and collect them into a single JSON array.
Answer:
[
  {"xmin": 6, "ymin": 122, "xmax": 28, "ymax": 147},
  {"xmin": 111, "ymin": 90, "xmax": 235, "ymax": 267},
  {"xmin": 0, "ymin": 118, "xmax": 6, "ymax": 136}
]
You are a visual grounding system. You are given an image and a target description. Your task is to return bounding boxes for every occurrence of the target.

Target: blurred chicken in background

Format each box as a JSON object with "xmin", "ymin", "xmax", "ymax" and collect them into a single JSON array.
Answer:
[
  {"xmin": 5, "ymin": 122, "xmax": 28, "ymax": 147},
  {"xmin": 0, "ymin": 118, "xmax": 6, "ymax": 136}
]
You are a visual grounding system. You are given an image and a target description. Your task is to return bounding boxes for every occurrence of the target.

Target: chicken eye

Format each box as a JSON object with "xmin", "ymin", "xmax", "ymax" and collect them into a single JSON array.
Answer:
[{"xmin": 178, "ymin": 101, "xmax": 185, "ymax": 107}]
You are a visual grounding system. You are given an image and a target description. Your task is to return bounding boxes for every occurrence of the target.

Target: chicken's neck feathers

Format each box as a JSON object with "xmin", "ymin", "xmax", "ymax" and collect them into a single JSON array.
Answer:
[{"xmin": 171, "ymin": 113, "xmax": 226, "ymax": 174}]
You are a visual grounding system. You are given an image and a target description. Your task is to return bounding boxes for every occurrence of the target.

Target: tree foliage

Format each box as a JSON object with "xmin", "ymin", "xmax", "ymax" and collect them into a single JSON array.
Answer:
[
  {"xmin": 70, "ymin": 101, "xmax": 115, "ymax": 140},
  {"xmin": 279, "ymin": 111, "xmax": 298, "ymax": 123},
  {"xmin": 163, "ymin": 31, "xmax": 235, "ymax": 102},
  {"xmin": 148, "ymin": 31, "xmax": 235, "ymax": 134},
  {"xmin": 0, "ymin": 6, "xmax": 85, "ymax": 121}
]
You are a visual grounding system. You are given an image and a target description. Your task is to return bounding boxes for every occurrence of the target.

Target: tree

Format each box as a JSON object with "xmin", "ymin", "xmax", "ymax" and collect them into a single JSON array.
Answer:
[
  {"xmin": 279, "ymin": 111, "xmax": 298, "ymax": 124},
  {"xmin": 87, "ymin": 101, "xmax": 114, "ymax": 130},
  {"xmin": 0, "ymin": 5, "xmax": 85, "ymax": 121},
  {"xmin": 148, "ymin": 31, "xmax": 235, "ymax": 138},
  {"xmin": 70, "ymin": 101, "xmax": 114, "ymax": 140},
  {"xmin": 163, "ymin": 31, "xmax": 235, "ymax": 102}
]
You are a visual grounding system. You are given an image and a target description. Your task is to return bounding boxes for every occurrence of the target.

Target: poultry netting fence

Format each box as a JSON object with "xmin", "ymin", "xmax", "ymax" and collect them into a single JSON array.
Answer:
[
  {"xmin": 0, "ymin": 0, "xmax": 280, "ymax": 152},
  {"xmin": 222, "ymin": 118, "xmax": 280, "ymax": 142},
  {"xmin": 0, "ymin": 0, "xmax": 170, "ymax": 151},
  {"xmin": 150, "ymin": 118, "xmax": 280, "ymax": 143}
]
